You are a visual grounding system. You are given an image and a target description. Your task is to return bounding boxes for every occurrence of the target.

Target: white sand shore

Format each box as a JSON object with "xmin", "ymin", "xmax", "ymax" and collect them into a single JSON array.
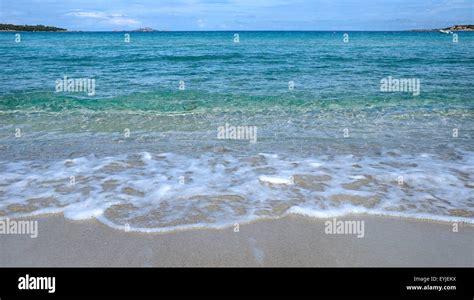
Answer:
[{"xmin": 0, "ymin": 214, "xmax": 472, "ymax": 267}]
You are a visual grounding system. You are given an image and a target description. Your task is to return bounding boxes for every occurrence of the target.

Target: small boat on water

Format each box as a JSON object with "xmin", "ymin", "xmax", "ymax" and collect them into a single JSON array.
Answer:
[{"xmin": 439, "ymin": 29, "xmax": 453, "ymax": 34}]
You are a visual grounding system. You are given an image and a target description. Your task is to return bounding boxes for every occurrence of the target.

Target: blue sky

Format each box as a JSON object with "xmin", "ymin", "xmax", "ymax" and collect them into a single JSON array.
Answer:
[{"xmin": 0, "ymin": 0, "xmax": 473, "ymax": 31}]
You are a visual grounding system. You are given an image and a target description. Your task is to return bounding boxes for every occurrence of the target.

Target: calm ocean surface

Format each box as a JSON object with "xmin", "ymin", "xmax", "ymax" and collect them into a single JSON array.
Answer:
[{"xmin": 0, "ymin": 31, "xmax": 473, "ymax": 231}]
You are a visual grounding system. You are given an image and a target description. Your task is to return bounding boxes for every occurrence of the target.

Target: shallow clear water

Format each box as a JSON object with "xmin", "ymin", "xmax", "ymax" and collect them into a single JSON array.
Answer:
[{"xmin": 0, "ymin": 31, "xmax": 473, "ymax": 231}]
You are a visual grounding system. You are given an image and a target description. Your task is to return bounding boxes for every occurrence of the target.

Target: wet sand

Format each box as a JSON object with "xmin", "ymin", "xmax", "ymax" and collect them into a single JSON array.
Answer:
[{"xmin": 0, "ymin": 214, "xmax": 472, "ymax": 267}]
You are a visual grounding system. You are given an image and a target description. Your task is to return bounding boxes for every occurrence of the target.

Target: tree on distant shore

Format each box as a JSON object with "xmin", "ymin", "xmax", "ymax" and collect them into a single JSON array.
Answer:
[{"xmin": 0, "ymin": 24, "xmax": 67, "ymax": 32}]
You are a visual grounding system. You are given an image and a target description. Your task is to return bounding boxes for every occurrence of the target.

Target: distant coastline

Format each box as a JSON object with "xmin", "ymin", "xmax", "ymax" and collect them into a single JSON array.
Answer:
[
  {"xmin": 412, "ymin": 24, "xmax": 474, "ymax": 32},
  {"xmin": 1, "ymin": 23, "xmax": 473, "ymax": 32},
  {"xmin": 0, "ymin": 23, "xmax": 66, "ymax": 32},
  {"xmin": 0, "ymin": 23, "xmax": 161, "ymax": 32}
]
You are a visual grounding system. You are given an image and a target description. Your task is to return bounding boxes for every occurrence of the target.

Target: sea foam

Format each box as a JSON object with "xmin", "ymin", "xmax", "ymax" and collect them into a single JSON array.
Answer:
[{"xmin": 0, "ymin": 150, "xmax": 473, "ymax": 233}]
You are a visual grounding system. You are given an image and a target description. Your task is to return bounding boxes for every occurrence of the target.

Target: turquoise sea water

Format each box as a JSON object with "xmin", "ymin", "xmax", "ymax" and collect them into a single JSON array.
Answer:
[{"xmin": 0, "ymin": 32, "xmax": 473, "ymax": 231}]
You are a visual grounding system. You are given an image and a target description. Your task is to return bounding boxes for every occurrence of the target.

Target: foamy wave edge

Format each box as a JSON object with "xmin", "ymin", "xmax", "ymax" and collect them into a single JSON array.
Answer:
[{"xmin": 1, "ymin": 205, "xmax": 472, "ymax": 234}]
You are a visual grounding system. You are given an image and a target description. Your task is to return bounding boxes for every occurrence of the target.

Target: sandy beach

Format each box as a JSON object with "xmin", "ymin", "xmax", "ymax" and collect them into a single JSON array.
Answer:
[{"xmin": 0, "ymin": 214, "xmax": 472, "ymax": 267}]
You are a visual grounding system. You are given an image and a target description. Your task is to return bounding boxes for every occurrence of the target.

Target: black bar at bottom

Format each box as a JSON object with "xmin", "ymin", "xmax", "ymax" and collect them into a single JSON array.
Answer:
[{"xmin": 0, "ymin": 268, "xmax": 471, "ymax": 299}]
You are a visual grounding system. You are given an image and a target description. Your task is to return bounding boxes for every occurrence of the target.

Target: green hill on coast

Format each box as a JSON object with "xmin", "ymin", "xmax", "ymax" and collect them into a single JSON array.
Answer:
[{"xmin": 0, "ymin": 24, "xmax": 67, "ymax": 32}]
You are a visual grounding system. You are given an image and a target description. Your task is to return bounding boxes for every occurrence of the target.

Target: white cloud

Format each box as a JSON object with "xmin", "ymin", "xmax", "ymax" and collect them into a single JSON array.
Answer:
[
  {"xmin": 68, "ymin": 11, "xmax": 106, "ymax": 18},
  {"xmin": 66, "ymin": 11, "xmax": 139, "ymax": 26},
  {"xmin": 197, "ymin": 18, "xmax": 205, "ymax": 28},
  {"xmin": 109, "ymin": 18, "xmax": 139, "ymax": 26}
]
